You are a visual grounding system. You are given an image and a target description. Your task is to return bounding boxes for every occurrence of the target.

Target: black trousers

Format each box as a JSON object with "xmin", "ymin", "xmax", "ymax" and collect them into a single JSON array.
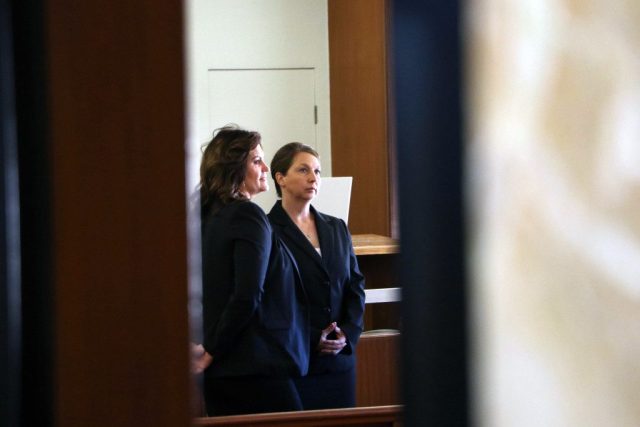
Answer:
[
  {"xmin": 293, "ymin": 367, "xmax": 356, "ymax": 410},
  {"xmin": 204, "ymin": 375, "xmax": 303, "ymax": 416}
]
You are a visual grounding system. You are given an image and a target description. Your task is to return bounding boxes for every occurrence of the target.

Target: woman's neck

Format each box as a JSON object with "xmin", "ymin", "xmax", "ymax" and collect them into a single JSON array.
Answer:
[{"xmin": 281, "ymin": 197, "xmax": 312, "ymax": 223}]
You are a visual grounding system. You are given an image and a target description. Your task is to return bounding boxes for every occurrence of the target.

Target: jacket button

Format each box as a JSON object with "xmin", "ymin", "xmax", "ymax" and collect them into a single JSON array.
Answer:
[{"xmin": 324, "ymin": 307, "xmax": 332, "ymax": 313}]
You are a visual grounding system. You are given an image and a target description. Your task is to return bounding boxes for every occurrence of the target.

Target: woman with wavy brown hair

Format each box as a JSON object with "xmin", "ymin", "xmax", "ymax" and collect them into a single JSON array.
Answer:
[{"xmin": 191, "ymin": 125, "xmax": 309, "ymax": 416}]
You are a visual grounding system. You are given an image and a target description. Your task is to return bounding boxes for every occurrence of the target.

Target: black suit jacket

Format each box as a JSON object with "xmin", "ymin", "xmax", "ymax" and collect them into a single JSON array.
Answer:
[
  {"xmin": 201, "ymin": 200, "xmax": 309, "ymax": 378},
  {"xmin": 268, "ymin": 201, "xmax": 365, "ymax": 374}
]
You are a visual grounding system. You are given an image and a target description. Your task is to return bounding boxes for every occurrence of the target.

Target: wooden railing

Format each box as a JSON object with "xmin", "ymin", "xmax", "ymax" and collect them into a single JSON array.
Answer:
[{"xmin": 193, "ymin": 404, "xmax": 403, "ymax": 427}]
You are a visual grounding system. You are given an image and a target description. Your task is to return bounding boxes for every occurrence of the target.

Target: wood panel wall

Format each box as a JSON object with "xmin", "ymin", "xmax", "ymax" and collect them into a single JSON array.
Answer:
[
  {"xmin": 328, "ymin": 0, "xmax": 392, "ymax": 236},
  {"xmin": 46, "ymin": 2, "xmax": 191, "ymax": 426}
]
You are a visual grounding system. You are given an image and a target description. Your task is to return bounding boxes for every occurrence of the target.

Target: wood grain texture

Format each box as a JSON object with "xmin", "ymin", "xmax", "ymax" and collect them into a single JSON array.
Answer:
[
  {"xmin": 328, "ymin": 0, "xmax": 392, "ymax": 236},
  {"xmin": 194, "ymin": 405, "xmax": 403, "ymax": 426},
  {"xmin": 352, "ymin": 234, "xmax": 399, "ymax": 255},
  {"xmin": 356, "ymin": 331, "xmax": 401, "ymax": 407},
  {"xmin": 46, "ymin": 2, "xmax": 191, "ymax": 426}
]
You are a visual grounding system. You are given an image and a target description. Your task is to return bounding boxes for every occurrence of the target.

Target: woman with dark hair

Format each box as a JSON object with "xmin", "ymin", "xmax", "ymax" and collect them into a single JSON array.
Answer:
[
  {"xmin": 268, "ymin": 142, "xmax": 365, "ymax": 409},
  {"xmin": 191, "ymin": 126, "xmax": 309, "ymax": 416}
]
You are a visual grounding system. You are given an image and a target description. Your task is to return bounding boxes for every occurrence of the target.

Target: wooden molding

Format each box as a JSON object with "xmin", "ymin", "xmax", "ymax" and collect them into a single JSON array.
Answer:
[{"xmin": 193, "ymin": 405, "xmax": 403, "ymax": 426}]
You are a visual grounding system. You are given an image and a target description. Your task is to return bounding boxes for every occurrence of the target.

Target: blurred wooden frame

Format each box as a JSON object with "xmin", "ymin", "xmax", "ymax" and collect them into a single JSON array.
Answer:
[{"xmin": 194, "ymin": 405, "xmax": 403, "ymax": 426}]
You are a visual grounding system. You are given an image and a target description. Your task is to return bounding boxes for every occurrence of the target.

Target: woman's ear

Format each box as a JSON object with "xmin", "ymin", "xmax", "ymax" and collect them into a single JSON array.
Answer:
[{"xmin": 275, "ymin": 171, "xmax": 285, "ymax": 187}]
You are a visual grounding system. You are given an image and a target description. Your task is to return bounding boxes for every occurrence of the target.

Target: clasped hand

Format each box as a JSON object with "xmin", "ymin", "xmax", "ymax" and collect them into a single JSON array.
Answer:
[
  {"xmin": 317, "ymin": 322, "xmax": 347, "ymax": 355},
  {"xmin": 190, "ymin": 343, "xmax": 213, "ymax": 374}
]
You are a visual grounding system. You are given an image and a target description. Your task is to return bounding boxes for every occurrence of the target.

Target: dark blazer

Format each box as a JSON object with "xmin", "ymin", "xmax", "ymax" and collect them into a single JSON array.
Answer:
[
  {"xmin": 201, "ymin": 200, "xmax": 309, "ymax": 378},
  {"xmin": 268, "ymin": 201, "xmax": 365, "ymax": 374}
]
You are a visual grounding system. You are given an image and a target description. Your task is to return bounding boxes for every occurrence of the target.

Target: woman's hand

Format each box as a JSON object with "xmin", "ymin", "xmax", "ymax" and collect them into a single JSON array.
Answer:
[
  {"xmin": 190, "ymin": 343, "xmax": 214, "ymax": 374},
  {"xmin": 317, "ymin": 322, "xmax": 347, "ymax": 355}
]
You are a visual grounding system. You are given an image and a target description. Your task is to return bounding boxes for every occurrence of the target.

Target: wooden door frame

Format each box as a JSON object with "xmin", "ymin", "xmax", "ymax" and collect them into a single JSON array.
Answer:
[{"xmin": 4, "ymin": 1, "xmax": 192, "ymax": 426}]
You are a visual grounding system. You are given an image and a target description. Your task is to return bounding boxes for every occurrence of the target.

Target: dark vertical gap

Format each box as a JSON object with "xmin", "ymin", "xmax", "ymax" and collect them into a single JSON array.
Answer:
[
  {"xmin": 391, "ymin": 1, "xmax": 469, "ymax": 426},
  {"xmin": 11, "ymin": 0, "xmax": 54, "ymax": 425},
  {"xmin": 385, "ymin": 0, "xmax": 400, "ymax": 240},
  {"xmin": 1, "ymin": 0, "xmax": 21, "ymax": 425}
]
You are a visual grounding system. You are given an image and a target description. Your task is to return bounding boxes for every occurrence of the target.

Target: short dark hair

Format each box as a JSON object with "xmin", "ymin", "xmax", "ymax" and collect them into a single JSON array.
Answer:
[
  {"xmin": 199, "ymin": 124, "xmax": 261, "ymax": 215},
  {"xmin": 270, "ymin": 142, "xmax": 319, "ymax": 197}
]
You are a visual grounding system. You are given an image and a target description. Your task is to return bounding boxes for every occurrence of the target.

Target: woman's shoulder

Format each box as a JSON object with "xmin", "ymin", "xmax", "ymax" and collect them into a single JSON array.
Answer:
[
  {"xmin": 312, "ymin": 206, "xmax": 345, "ymax": 228},
  {"xmin": 231, "ymin": 199, "xmax": 265, "ymax": 214},
  {"xmin": 205, "ymin": 200, "xmax": 267, "ymax": 224},
  {"xmin": 312, "ymin": 207, "xmax": 353, "ymax": 241},
  {"xmin": 228, "ymin": 200, "xmax": 270, "ymax": 227},
  {"xmin": 212, "ymin": 199, "xmax": 261, "ymax": 215}
]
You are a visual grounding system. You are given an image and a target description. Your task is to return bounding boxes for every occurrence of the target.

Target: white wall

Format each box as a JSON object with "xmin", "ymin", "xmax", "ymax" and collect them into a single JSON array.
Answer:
[{"xmin": 185, "ymin": 0, "xmax": 331, "ymax": 195}]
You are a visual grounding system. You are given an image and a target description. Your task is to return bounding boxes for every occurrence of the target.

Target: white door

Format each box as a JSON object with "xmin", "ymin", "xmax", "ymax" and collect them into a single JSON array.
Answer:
[
  {"xmin": 206, "ymin": 68, "xmax": 318, "ymax": 212},
  {"xmin": 185, "ymin": 0, "xmax": 331, "ymax": 209}
]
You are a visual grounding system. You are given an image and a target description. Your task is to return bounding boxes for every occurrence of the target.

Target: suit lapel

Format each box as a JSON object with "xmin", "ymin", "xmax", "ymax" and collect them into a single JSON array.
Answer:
[
  {"xmin": 270, "ymin": 201, "xmax": 325, "ymax": 270},
  {"xmin": 311, "ymin": 205, "xmax": 334, "ymax": 272}
]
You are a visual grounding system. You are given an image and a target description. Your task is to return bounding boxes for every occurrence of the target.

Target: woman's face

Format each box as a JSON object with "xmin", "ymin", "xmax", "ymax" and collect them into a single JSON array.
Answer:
[
  {"xmin": 242, "ymin": 144, "xmax": 269, "ymax": 198},
  {"xmin": 277, "ymin": 152, "xmax": 321, "ymax": 202}
]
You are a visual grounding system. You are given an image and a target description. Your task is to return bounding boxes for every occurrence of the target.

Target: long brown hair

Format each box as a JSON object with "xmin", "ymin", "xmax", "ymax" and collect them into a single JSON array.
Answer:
[{"xmin": 199, "ymin": 124, "xmax": 261, "ymax": 215}]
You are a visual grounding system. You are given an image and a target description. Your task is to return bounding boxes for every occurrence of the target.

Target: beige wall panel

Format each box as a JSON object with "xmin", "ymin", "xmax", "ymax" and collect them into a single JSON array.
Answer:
[{"xmin": 468, "ymin": 1, "xmax": 640, "ymax": 426}]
